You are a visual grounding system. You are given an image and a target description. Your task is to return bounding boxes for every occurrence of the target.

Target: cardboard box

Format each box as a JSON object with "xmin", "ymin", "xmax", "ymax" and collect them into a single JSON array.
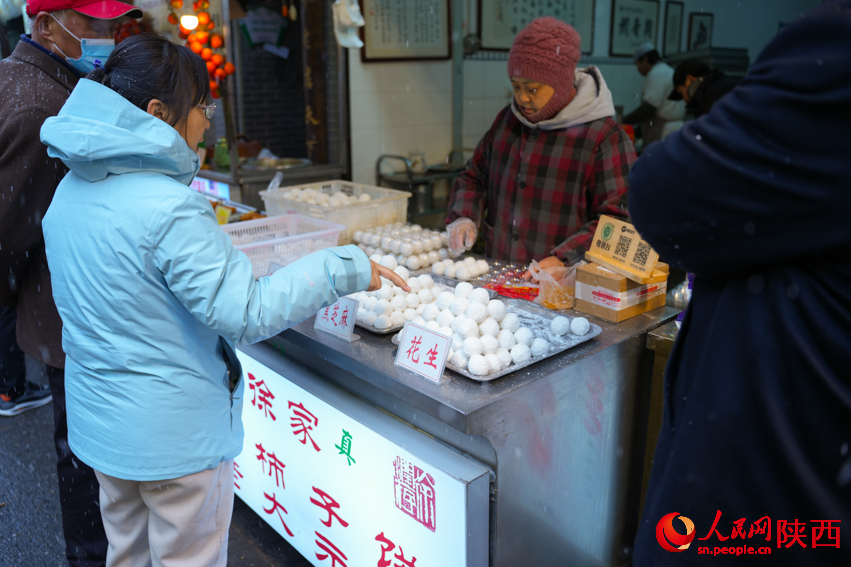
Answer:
[{"xmin": 574, "ymin": 262, "xmax": 669, "ymax": 323}]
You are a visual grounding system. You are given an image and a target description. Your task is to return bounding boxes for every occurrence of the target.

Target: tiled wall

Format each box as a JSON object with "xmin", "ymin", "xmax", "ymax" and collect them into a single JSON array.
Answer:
[{"xmin": 348, "ymin": 50, "xmax": 452, "ymax": 186}]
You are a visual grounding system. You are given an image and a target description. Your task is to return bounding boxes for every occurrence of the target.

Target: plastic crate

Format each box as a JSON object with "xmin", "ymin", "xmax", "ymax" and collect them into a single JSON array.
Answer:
[
  {"xmin": 259, "ymin": 180, "xmax": 410, "ymax": 245},
  {"xmin": 222, "ymin": 214, "xmax": 344, "ymax": 279}
]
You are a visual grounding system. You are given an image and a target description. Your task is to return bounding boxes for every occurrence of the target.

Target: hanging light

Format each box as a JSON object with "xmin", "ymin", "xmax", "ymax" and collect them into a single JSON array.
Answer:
[{"xmin": 180, "ymin": 15, "xmax": 199, "ymax": 30}]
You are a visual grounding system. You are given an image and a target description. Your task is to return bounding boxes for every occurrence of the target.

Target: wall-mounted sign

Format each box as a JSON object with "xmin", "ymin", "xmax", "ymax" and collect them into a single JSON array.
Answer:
[{"xmin": 478, "ymin": 0, "xmax": 595, "ymax": 54}]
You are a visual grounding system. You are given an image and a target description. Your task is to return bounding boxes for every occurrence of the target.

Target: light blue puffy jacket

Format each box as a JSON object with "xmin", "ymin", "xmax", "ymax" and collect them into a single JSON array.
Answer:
[{"xmin": 40, "ymin": 79, "xmax": 371, "ymax": 481}]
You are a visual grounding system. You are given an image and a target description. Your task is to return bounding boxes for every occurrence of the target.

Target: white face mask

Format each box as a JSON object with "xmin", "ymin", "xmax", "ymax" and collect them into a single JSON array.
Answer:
[{"xmin": 50, "ymin": 13, "xmax": 115, "ymax": 74}]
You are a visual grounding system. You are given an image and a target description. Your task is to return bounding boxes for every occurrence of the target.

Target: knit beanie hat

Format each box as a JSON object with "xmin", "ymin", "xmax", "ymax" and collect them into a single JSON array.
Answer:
[{"xmin": 507, "ymin": 17, "xmax": 581, "ymax": 123}]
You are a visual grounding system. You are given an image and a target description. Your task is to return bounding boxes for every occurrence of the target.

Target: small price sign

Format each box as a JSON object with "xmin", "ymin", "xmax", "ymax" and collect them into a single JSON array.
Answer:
[
  {"xmin": 314, "ymin": 297, "xmax": 360, "ymax": 342},
  {"xmin": 394, "ymin": 322, "xmax": 450, "ymax": 385}
]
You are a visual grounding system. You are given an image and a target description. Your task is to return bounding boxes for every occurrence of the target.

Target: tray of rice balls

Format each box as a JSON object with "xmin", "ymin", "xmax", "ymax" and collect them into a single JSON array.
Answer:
[{"xmin": 350, "ymin": 272, "xmax": 601, "ymax": 382}]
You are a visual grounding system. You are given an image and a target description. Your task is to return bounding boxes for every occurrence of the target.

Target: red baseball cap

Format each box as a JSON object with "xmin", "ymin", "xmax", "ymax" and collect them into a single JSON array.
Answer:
[{"xmin": 26, "ymin": 0, "xmax": 143, "ymax": 19}]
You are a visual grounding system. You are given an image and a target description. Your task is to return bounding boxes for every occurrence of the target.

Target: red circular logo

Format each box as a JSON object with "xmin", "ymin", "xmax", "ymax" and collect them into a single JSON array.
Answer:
[{"xmin": 656, "ymin": 512, "xmax": 696, "ymax": 552}]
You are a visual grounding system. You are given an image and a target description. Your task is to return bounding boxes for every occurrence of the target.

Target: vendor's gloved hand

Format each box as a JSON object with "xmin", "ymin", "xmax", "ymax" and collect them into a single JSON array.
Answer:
[
  {"xmin": 447, "ymin": 217, "xmax": 478, "ymax": 254},
  {"xmin": 368, "ymin": 261, "xmax": 411, "ymax": 292},
  {"xmin": 524, "ymin": 256, "xmax": 564, "ymax": 281}
]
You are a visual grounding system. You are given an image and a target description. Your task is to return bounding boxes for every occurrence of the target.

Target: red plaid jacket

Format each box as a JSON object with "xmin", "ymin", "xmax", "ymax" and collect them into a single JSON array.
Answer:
[{"xmin": 447, "ymin": 105, "xmax": 635, "ymax": 264}]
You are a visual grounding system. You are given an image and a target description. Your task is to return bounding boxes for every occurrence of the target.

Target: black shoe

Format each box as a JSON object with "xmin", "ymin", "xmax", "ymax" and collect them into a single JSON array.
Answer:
[{"xmin": 0, "ymin": 382, "xmax": 53, "ymax": 417}]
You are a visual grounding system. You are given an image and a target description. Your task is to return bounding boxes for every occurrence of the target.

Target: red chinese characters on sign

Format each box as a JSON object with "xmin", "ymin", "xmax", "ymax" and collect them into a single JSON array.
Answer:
[
  {"xmin": 393, "ymin": 456, "xmax": 436, "ymax": 532},
  {"xmin": 248, "ymin": 372, "xmax": 276, "ymax": 421},
  {"xmin": 289, "ymin": 401, "xmax": 321, "ymax": 452},
  {"xmin": 320, "ymin": 306, "xmax": 331, "ymax": 323},
  {"xmin": 263, "ymin": 492, "xmax": 294, "ymax": 537},
  {"xmin": 315, "ymin": 531, "xmax": 348, "ymax": 567},
  {"xmin": 330, "ymin": 304, "xmax": 340, "ymax": 326},
  {"xmin": 339, "ymin": 306, "xmax": 349, "ymax": 327},
  {"xmin": 311, "ymin": 487, "xmax": 349, "ymax": 528},
  {"xmin": 405, "ymin": 336, "xmax": 422, "ymax": 364},
  {"xmin": 233, "ymin": 461, "xmax": 243, "ymax": 490},
  {"xmin": 255, "ymin": 443, "xmax": 286, "ymax": 488},
  {"xmin": 696, "ymin": 510, "xmax": 841, "ymax": 549},
  {"xmin": 375, "ymin": 532, "xmax": 418, "ymax": 567},
  {"xmin": 424, "ymin": 345, "xmax": 438, "ymax": 369}
]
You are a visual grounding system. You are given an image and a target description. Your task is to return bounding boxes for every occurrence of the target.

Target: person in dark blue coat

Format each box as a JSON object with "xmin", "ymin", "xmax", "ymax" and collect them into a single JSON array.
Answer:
[{"xmin": 629, "ymin": 1, "xmax": 851, "ymax": 564}]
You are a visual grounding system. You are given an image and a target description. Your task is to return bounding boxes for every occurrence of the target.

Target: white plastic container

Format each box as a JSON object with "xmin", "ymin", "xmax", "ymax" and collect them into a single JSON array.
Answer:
[
  {"xmin": 259, "ymin": 180, "xmax": 410, "ymax": 245},
  {"xmin": 222, "ymin": 214, "xmax": 344, "ymax": 279}
]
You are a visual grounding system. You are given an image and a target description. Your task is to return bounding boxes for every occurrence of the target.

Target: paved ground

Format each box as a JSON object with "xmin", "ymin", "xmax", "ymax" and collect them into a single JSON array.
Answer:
[{"xmin": 0, "ymin": 355, "xmax": 312, "ymax": 567}]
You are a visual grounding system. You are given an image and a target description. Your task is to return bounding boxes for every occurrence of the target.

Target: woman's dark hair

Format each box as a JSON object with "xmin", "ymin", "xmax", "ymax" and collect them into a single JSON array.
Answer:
[{"xmin": 88, "ymin": 33, "xmax": 211, "ymax": 127}]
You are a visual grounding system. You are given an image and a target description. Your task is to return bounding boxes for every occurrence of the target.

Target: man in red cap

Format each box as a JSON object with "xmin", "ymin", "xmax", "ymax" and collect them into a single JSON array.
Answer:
[
  {"xmin": 446, "ymin": 17, "xmax": 635, "ymax": 271},
  {"xmin": 0, "ymin": 0, "xmax": 140, "ymax": 564}
]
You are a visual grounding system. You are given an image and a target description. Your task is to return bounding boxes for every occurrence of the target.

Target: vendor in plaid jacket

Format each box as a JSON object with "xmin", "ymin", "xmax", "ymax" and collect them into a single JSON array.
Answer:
[{"xmin": 446, "ymin": 17, "xmax": 635, "ymax": 270}]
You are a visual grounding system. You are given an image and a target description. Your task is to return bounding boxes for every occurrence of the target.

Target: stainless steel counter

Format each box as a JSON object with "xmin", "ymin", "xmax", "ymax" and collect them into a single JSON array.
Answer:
[{"xmin": 265, "ymin": 305, "xmax": 679, "ymax": 567}]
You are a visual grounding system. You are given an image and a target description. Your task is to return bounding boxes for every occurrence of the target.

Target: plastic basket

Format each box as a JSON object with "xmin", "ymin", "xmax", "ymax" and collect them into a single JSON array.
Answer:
[
  {"xmin": 222, "ymin": 214, "xmax": 344, "ymax": 279},
  {"xmin": 259, "ymin": 180, "xmax": 410, "ymax": 245}
]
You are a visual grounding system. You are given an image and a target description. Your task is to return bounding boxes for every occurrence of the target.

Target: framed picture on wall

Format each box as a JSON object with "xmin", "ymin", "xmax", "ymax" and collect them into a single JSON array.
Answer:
[
  {"xmin": 663, "ymin": 1, "xmax": 683, "ymax": 56},
  {"xmin": 359, "ymin": 0, "xmax": 451, "ymax": 62},
  {"xmin": 477, "ymin": 0, "xmax": 596, "ymax": 55},
  {"xmin": 687, "ymin": 12, "xmax": 713, "ymax": 51},
  {"xmin": 609, "ymin": 0, "xmax": 660, "ymax": 57}
]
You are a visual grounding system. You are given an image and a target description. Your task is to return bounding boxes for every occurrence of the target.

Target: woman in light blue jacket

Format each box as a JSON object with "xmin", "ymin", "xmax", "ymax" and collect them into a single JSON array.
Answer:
[{"xmin": 40, "ymin": 34, "xmax": 407, "ymax": 566}]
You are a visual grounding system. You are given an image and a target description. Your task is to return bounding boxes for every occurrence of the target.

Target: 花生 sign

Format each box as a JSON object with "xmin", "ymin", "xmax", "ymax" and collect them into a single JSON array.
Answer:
[
  {"xmin": 234, "ymin": 347, "xmax": 489, "ymax": 567},
  {"xmin": 394, "ymin": 322, "xmax": 451, "ymax": 384}
]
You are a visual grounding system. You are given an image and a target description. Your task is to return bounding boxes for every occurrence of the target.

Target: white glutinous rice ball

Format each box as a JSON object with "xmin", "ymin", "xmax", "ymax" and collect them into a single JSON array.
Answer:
[
  {"xmin": 480, "ymin": 334, "xmax": 499, "ymax": 355},
  {"xmin": 571, "ymin": 317, "xmax": 591, "ymax": 336},
  {"xmin": 466, "ymin": 302, "xmax": 489, "ymax": 324},
  {"xmin": 485, "ymin": 353, "xmax": 503, "ymax": 372},
  {"xmin": 403, "ymin": 308, "xmax": 417, "ymax": 321},
  {"xmin": 431, "ymin": 262, "xmax": 445, "ymax": 275},
  {"xmin": 411, "ymin": 315, "xmax": 427, "ymax": 326},
  {"xmin": 487, "ymin": 300, "xmax": 506, "ymax": 322},
  {"xmin": 497, "ymin": 329, "xmax": 516, "ymax": 350},
  {"xmin": 359, "ymin": 193, "xmax": 372, "ymax": 201},
  {"xmin": 390, "ymin": 296, "xmax": 407, "ymax": 312},
  {"xmin": 405, "ymin": 256, "xmax": 422, "ymax": 270},
  {"xmin": 451, "ymin": 333, "xmax": 464, "ymax": 351},
  {"xmin": 476, "ymin": 259, "xmax": 489, "ymax": 274},
  {"xmin": 405, "ymin": 293, "xmax": 420, "ymax": 309},
  {"xmin": 369, "ymin": 253, "xmax": 383, "ymax": 263},
  {"xmin": 425, "ymin": 320, "xmax": 441, "ymax": 332},
  {"xmin": 390, "ymin": 311, "xmax": 406, "ymax": 326},
  {"xmin": 514, "ymin": 327, "xmax": 534, "ymax": 347},
  {"xmin": 390, "ymin": 240, "xmax": 402, "ymax": 254},
  {"xmin": 421, "ymin": 237, "xmax": 434, "ymax": 252},
  {"xmin": 417, "ymin": 252, "xmax": 429, "ymax": 267},
  {"xmin": 467, "ymin": 263, "xmax": 482, "ymax": 278},
  {"xmin": 464, "ymin": 256, "xmax": 476, "ymax": 265},
  {"xmin": 551, "ymin": 316, "xmax": 570, "ymax": 336},
  {"xmin": 450, "ymin": 314, "xmax": 465, "ymax": 333},
  {"xmin": 436, "ymin": 291, "xmax": 455, "ymax": 311},
  {"xmin": 363, "ymin": 312, "xmax": 378, "ymax": 327},
  {"xmin": 454, "ymin": 260, "xmax": 466, "ymax": 269},
  {"xmin": 457, "ymin": 318, "xmax": 480, "ymax": 339},
  {"xmin": 399, "ymin": 242, "xmax": 414, "ymax": 256},
  {"xmin": 406, "ymin": 278, "xmax": 422, "ymax": 294},
  {"xmin": 468, "ymin": 288, "xmax": 490, "ymax": 305},
  {"xmin": 374, "ymin": 314, "xmax": 392, "ymax": 330},
  {"xmin": 417, "ymin": 289, "xmax": 435, "ymax": 305},
  {"xmin": 381, "ymin": 237, "xmax": 393, "ymax": 251},
  {"xmin": 365, "ymin": 246, "xmax": 376, "ymax": 256},
  {"xmin": 364, "ymin": 296, "xmax": 378, "ymax": 311},
  {"xmin": 436, "ymin": 309, "xmax": 455, "ymax": 328},
  {"xmin": 376, "ymin": 285, "xmax": 393, "ymax": 301},
  {"xmin": 411, "ymin": 224, "xmax": 422, "ymax": 232},
  {"xmin": 479, "ymin": 317, "xmax": 501, "ymax": 338},
  {"xmin": 451, "ymin": 350, "xmax": 469, "ymax": 370},
  {"xmin": 510, "ymin": 344, "xmax": 532, "ymax": 364},
  {"xmin": 417, "ymin": 274, "xmax": 434, "ymax": 289},
  {"xmin": 393, "ymin": 285, "xmax": 407, "ymax": 297},
  {"xmin": 495, "ymin": 347, "xmax": 513, "ymax": 368},
  {"xmin": 438, "ymin": 247, "xmax": 449, "ymax": 260},
  {"xmin": 422, "ymin": 303, "xmax": 440, "ymax": 322},
  {"xmin": 411, "ymin": 240, "xmax": 424, "ymax": 254},
  {"xmin": 449, "ymin": 297, "xmax": 470, "ymax": 317},
  {"xmin": 374, "ymin": 299, "xmax": 393, "ymax": 316},
  {"xmin": 456, "ymin": 266, "xmax": 472, "ymax": 281},
  {"xmin": 462, "ymin": 337, "xmax": 484, "ymax": 358},
  {"xmin": 468, "ymin": 354, "xmax": 491, "ymax": 377},
  {"xmin": 380, "ymin": 255, "xmax": 398, "ymax": 270},
  {"xmin": 416, "ymin": 304, "xmax": 426, "ymax": 315},
  {"xmin": 454, "ymin": 282, "xmax": 473, "ymax": 299},
  {"xmin": 426, "ymin": 251, "xmax": 441, "ymax": 266},
  {"xmin": 444, "ymin": 264, "xmax": 457, "ymax": 278},
  {"xmin": 438, "ymin": 326, "xmax": 453, "ymax": 338},
  {"xmin": 500, "ymin": 313, "xmax": 521, "ymax": 333},
  {"xmin": 393, "ymin": 266, "xmax": 410, "ymax": 281},
  {"xmin": 530, "ymin": 337, "xmax": 550, "ymax": 357},
  {"xmin": 353, "ymin": 230, "xmax": 364, "ymax": 243}
]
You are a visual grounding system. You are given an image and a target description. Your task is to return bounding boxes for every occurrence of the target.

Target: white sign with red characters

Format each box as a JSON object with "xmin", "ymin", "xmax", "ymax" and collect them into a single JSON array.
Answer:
[
  {"xmin": 314, "ymin": 297, "xmax": 359, "ymax": 342},
  {"xmin": 234, "ymin": 347, "xmax": 489, "ymax": 567},
  {"xmin": 394, "ymin": 322, "xmax": 450, "ymax": 385}
]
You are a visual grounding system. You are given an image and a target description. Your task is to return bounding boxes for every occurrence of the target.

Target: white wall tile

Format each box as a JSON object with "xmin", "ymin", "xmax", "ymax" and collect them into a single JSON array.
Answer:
[
  {"xmin": 486, "ymin": 60, "xmax": 510, "ymax": 95},
  {"xmin": 376, "ymin": 92, "xmax": 414, "ymax": 129},
  {"xmin": 377, "ymin": 63, "xmax": 413, "ymax": 93},
  {"xmin": 462, "ymin": 60, "xmax": 485, "ymax": 100},
  {"xmin": 413, "ymin": 123, "xmax": 452, "ymax": 166},
  {"xmin": 462, "ymin": 98, "xmax": 485, "ymax": 142},
  {"xmin": 412, "ymin": 90, "xmax": 452, "ymax": 128},
  {"xmin": 348, "ymin": 49, "xmax": 379, "ymax": 94},
  {"xmin": 349, "ymin": 92, "xmax": 381, "ymax": 132},
  {"xmin": 351, "ymin": 127, "xmax": 380, "ymax": 185},
  {"xmin": 409, "ymin": 61, "xmax": 452, "ymax": 93},
  {"xmin": 378, "ymin": 126, "xmax": 416, "ymax": 158}
]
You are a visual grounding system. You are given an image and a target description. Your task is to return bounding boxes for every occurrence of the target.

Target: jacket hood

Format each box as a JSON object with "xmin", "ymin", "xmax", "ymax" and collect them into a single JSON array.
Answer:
[
  {"xmin": 511, "ymin": 66, "xmax": 616, "ymax": 131},
  {"xmin": 40, "ymin": 79, "xmax": 200, "ymax": 185}
]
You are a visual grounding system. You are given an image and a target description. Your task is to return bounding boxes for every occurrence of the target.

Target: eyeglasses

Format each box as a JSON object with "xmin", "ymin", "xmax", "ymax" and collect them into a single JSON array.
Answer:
[{"xmin": 199, "ymin": 103, "xmax": 216, "ymax": 120}]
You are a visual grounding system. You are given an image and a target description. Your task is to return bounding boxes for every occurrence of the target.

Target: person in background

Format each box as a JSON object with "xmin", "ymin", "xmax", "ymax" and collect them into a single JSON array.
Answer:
[
  {"xmin": 668, "ymin": 58, "xmax": 740, "ymax": 119},
  {"xmin": 622, "ymin": 43, "xmax": 685, "ymax": 147},
  {"xmin": 446, "ymin": 17, "xmax": 634, "ymax": 272},
  {"xmin": 629, "ymin": 1, "xmax": 851, "ymax": 564},
  {"xmin": 0, "ymin": 0, "xmax": 141, "ymax": 563},
  {"xmin": 40, "ymin": 33, "xmax": 408, "ymax": 566}
]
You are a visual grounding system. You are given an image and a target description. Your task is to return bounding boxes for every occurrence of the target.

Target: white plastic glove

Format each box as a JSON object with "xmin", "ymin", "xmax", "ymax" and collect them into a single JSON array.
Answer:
[{"xmin": 446, "ymin": 217, "xmax": 478, "ymax": 254}]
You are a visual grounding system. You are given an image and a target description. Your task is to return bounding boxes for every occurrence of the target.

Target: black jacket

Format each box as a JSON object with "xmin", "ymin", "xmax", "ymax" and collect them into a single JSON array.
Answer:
[
  {"xmin": 686, "ymin": 70, "xmax": 739, "ymax": 118},
  {"xmin": 629, "ymin": 1, "xmax": 851, "ymax": 564}
]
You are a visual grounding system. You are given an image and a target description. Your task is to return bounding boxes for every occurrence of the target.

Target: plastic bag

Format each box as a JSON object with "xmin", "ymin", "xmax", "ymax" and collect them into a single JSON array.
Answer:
[{"xmin": 530, "ymin": 260, "xmax": 586, "ymax": 310}]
